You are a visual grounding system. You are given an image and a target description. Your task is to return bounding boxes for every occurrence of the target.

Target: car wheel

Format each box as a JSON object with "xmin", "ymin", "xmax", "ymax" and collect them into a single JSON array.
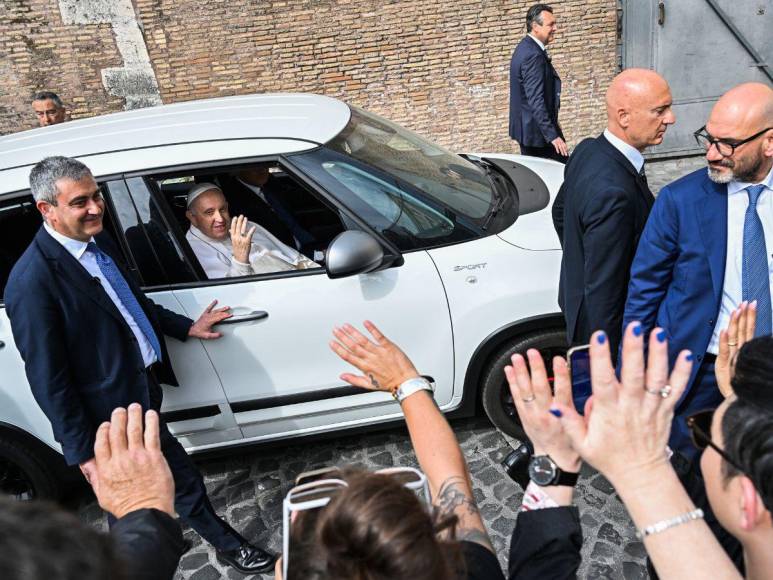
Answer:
[
  {"xmin": 0, "ymin": 436, "xmax": 62, "ymax": 501},
  {"xmin": 481, "ymin": 329, "xmax": 568, "ymax": 439}
]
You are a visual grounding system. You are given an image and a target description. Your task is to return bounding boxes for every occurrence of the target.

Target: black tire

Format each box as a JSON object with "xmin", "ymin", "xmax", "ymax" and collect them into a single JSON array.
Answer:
[
  {"xmin": 481, "ymin": 329, "xmax": 568, "ymax": 439},
  {"xmin": 0, "ymin": 435, "xmax": 62, "ymax": 501}
]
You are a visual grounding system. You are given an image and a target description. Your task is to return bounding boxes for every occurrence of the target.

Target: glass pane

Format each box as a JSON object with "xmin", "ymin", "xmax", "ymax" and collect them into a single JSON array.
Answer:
[
  {"xmin": 0, "ymin": 194, "xmax": 40, "ymax": 299},
  {"xmin": 119, "ymin": 178, "xmax": 198, "ymax": 286}
]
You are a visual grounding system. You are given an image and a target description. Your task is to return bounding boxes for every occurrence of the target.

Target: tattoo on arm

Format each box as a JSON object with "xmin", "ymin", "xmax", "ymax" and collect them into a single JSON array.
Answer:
[{"xmin": 437, "ymin": 476, "xmax": 494, "ymax": 551}]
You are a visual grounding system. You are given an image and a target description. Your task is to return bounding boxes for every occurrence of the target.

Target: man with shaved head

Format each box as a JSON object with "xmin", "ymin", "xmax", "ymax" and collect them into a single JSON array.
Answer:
[
  {"xmin": 554, "ymin": 68, "xmax": 675, "ymax": 360},
  {"xmin": 624, "ymin": 83, "xmax": 773, "ymax": 455}
]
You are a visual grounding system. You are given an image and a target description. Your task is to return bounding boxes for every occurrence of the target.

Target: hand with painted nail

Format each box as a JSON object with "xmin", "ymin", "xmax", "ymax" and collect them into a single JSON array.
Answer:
[
  {"xmin": 91, "ymin": 403, "xmax": 175, "ymax": 518},
  {"xmin": 329, "ymin": 321, "xmax": 419, "ymax": 393},
  {"xmin": 504, "ymin": 350, "xmax": 581, "ymax": 478},
  {"xmin": 716, "ymin": 301, "xmax": 757, "ymax": 397},
  {"xmin": 552, "ymin": 323, "xmax": 693, "ymax": 489}
]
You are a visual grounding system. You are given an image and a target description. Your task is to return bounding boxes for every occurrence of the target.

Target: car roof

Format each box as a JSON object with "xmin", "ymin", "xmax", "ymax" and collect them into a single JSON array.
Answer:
[{"xmin": 0, "ymin": 93, "xmax": 351, "ymax": 175}]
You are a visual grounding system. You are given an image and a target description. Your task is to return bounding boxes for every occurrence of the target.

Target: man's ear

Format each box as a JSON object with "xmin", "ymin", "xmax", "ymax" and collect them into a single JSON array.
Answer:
[
  {"xmin": 617, "ymin": 108, "xmax": 630, "ymax": 129},
  {"xmin": 185, "ymin": 209, "xmax": 196, "ymax": 224},
  {"xmin": 739, "ymin": 476, "xmax": 767, "ymax": 532},
  {"xmin": 36, "ymin": 199, "xmax": 53, "ymax": 221}
]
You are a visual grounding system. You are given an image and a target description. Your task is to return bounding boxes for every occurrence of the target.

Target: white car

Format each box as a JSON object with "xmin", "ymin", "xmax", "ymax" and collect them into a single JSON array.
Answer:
[{"xmin": 0, "ymin": 94, "xmax": 566, "ymax": 500}]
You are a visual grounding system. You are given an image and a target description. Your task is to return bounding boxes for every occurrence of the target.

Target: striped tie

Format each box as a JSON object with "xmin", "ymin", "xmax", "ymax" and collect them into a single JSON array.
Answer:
[{"xmin": 742, "ymin": 185, "xmax": 772, "ymax": 336}]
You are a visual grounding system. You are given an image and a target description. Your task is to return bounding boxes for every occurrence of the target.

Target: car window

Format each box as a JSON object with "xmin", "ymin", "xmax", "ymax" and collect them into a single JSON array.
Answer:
[
  {"xmin": 117, "ymin": 178, "xmax": 200, "ymax": 287},
  {"xmin": 141, "ymin": 162, "xmax": 346, "ymax": 282},
  {"xmin": 0, "ymin": 194, "xmax": 41, "ymax": 301}
]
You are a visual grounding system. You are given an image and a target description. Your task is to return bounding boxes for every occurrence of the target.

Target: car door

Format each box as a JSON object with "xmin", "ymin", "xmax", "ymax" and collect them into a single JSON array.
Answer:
[
  {"xmin": 106, "ymin": 179, "xmax": 243, "ymax": 449},
  {"xmin": 126, "ymin": 165, "xmax": 455, "ymax": 443}
]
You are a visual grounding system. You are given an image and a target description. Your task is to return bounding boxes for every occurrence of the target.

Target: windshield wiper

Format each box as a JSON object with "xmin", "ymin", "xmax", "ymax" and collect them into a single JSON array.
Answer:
[{"xmin": 470, "ymin": 158, "xmax": 508, "ymax": 231}]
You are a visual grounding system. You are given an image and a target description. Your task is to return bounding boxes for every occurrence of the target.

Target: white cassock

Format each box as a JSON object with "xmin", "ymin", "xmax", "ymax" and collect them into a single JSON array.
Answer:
[{"xmin": 186, "ymin": 222, "xmax": 319, "ymax": 279}]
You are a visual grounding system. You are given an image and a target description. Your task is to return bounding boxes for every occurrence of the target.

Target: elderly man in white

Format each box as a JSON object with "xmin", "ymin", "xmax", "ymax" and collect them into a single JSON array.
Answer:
[{"xmin": 185, "ymin": 183, "xmax": 318, "ymax": 278}]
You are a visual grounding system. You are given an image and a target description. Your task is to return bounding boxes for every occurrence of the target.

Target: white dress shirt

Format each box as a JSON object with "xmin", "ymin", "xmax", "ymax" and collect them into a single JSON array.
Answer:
[
  {"xmin": 708, "ymin": 165, "xmax": 773, "ymax": 353},
  {"xmin": 186, "ymin": 223, "xmax": 318, "ymax": 279},
  {"xmin": 603, "ymin": 129, "xmax": 645, "ymax": 173},
  {"xmin": 527, "ymin": 33, "xmax": 546, "ymax": 51},
  {"xmin": 43, "ymin": 223, "xmax": 158, "ymax": 367}
]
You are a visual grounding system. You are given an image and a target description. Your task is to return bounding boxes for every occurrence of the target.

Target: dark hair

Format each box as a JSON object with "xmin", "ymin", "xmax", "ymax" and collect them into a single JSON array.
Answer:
[
  {"xmin": 722, "ymin": 336, "xmax": 773, "ymax": 514},
  {"xmin": 526, "ymin": 4, "xmax": 553, "ymax": 32},
  {"xmin": 32, "ymin": 91, "xmax": 63, "ymax": 108},
  {"xmin": 287, "ymin": 470, "xmax": 463, "ymax": 580},
  {"xmin": 0, "ymin": 498, "xmax": 124, "ymax": 580}
]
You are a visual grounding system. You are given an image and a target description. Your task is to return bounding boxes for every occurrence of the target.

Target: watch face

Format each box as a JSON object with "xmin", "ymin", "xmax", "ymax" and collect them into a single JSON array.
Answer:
[{"xmin": 528, "ymin": 455, "xmax": 557, "ymax": 486}]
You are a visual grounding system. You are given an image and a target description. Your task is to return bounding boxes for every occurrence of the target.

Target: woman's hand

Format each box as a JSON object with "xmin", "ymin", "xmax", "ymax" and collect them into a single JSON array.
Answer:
[
  {"xmin": 330, "ymin": 321, "xmax": 419, "ymax": 393},
  {"xmin": 716, "ymin": 301, "xmax": 757, "ymax": 397},
  {"xmin": 554, "ymin": 322, "xmax": 692, "ymax": 489},
  {"xmin": 505, "ymin": 350, "xmax": 580, "ymax": 473}
]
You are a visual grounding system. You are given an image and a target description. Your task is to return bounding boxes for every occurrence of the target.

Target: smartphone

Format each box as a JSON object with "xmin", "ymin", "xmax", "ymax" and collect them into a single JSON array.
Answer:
[{"xmin": 568, "ymin": 344, "xmax": 591, "ymax": 414}]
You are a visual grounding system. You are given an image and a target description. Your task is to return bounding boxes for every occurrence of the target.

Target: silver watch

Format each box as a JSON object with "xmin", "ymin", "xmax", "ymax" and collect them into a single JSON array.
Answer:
[{"xmin": 393, "ymin": 377, "xmax": 435, "ymax": 403}]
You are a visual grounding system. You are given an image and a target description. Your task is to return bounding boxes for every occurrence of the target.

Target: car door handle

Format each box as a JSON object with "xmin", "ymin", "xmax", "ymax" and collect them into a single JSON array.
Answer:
[{"xmin": 218, "ymin": 310, "xmax": 269, "ymax": 325}]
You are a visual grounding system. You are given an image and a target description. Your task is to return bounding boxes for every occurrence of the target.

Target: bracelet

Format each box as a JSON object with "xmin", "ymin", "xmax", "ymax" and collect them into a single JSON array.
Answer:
[{"xmin": 636, "ymin": 508, "xmax": 704, "ymax": 539}]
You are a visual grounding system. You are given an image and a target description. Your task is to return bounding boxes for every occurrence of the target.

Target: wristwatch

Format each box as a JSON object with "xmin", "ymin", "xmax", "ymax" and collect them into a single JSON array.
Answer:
[
  {"xmin": 393, "ymin": 377, "xmax": 435, "ymax": 403},
  {"xmin": 528, "ymin": 455, "xmax": 579, "ymax": 487}
]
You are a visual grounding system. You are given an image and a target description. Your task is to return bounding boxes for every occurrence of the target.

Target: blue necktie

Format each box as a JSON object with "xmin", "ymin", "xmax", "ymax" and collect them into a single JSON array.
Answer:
[
  {"xmin": 86, "ymin": 242, "xmax": 163, "ymax": 361},
  {"xmin": 742, "ymin": 185, "xmax": 772, "ymax": 336}
]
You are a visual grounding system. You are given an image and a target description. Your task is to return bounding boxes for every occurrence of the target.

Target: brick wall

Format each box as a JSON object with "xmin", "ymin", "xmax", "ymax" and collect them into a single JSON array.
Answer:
[{"xmin": 1, "ymin": 0, "xmax": 619, "ymax": 153}]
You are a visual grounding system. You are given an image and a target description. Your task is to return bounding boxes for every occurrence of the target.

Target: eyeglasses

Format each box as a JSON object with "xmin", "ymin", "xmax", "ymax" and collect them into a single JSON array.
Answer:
[
  {"xmin": 686, "ymin": 409, "xmax": 745, "ymax": 472},
  {"xmin": 281, "ymin": 466, "xmax": 430, "ymax": 578},
  {"xmin": 693, "ymin": 125, "xmax": 773, "ymax": 158}
]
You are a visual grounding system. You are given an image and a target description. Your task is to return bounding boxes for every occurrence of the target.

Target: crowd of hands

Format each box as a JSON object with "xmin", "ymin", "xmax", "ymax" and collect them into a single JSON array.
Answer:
[{"xmin": 81, "ymin": 302, "xmax": 759, "ymax": 578}]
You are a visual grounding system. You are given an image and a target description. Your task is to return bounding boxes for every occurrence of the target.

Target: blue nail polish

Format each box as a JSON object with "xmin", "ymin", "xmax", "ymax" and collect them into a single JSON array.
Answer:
[
  {"xmin": 632, "ymin": 323, "xmax": 643, "ymax": 337},
  {"xmin": 686, "ymin": 352, "xmax": 694, "ymax": 362},
  {"xmin": 656, "ymin": 330, "xmax": 667, "ymax": 343},
  {"xmin": 597, "ymin": 332, "xmax": 607, "ymax": 345},
  {"xmin": 549, "ymin": 408, "xmax": 563, "ymax": 418}
]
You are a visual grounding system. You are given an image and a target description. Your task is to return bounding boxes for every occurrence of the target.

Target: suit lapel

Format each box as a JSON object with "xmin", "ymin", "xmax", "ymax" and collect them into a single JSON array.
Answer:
[
  {"xmin": 698, "ymin": 179, "xmax": 728, "ymax": 305},
  {"xmin": 35, "ymin": 228, "xmax": 126, "ymax": 325}
]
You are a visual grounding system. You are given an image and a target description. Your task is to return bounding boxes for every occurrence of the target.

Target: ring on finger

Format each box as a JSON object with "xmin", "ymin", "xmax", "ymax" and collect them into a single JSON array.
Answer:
[
  {"xmin": 644, "ymin": 384, "xmax": 672, "ymax": 399},
  {"xmin": 521, "ymin": 394, "xmax": 536, "ymax": 403},
  {"xmin": 727, "ymin": 341, "xmax": 737, "ymax": 347}
]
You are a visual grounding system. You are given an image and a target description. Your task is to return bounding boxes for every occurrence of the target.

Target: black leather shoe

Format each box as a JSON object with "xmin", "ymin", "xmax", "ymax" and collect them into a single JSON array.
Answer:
[{"xmin": 216, "ymin": 543, "xmax": 277, "ymax": 574}]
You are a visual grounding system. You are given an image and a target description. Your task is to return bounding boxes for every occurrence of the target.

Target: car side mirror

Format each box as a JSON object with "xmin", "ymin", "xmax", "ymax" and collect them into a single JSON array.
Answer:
[{"xmin": 325, "ymin": 231, "xmax": 385, "ymax": 279}]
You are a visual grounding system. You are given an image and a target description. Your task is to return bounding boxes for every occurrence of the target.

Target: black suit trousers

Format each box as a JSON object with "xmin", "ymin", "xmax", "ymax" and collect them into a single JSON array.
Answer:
[{"xmin": 107, "ymin": 373, "xmax": 243, "ymax": 552}]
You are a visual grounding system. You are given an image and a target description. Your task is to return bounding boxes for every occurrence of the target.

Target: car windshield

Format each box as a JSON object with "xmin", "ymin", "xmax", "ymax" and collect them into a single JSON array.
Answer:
[
  {"xmin": 289, "ymin": 107, "xmax": 517, "ymax": 251},
  {"xmin": 328, "ymin": 107, "xmax": 494, "ymax": 220}
]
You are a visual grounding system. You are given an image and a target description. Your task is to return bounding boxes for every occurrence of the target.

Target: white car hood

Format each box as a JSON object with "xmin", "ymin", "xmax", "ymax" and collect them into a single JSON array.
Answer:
[{"xmin": 470, "ymin": 153, "xmax": 564, "ymax": 251}]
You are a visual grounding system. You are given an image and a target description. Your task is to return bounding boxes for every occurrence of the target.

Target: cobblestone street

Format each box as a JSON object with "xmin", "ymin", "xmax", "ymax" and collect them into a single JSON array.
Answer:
[{"xmin": 78, "ymin": 155, "xmax": 705, "ymax": 579}]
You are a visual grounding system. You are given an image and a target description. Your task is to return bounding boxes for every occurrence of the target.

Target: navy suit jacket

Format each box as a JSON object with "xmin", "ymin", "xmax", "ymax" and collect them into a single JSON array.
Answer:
[
  {"xmin": 4, "ymin": 227, "xmax": 192, "ymax": 465},
  {"xmin": 555, "ymin": 134, "xmax": 654, "ymax": 356},
  {"xmin": 623, "ymin": 168, "xmax": 727, "ymax": 399},
  {"xmin": 509, "ymin": 35, "xmax": 562, "ymax": 147}
]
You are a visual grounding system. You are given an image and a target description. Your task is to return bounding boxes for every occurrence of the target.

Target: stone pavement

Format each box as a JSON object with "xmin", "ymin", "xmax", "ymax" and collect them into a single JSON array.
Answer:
[
  {"xmin": 77, "ymin": 155, "xmax": 706, "ymax": 579},
  {"xmin": 79, "ymin": 417, "xmax": 647, "ymax": 580}
]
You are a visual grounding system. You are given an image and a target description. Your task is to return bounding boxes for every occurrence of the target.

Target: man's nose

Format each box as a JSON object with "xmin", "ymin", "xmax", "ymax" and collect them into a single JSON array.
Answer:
[
  {"xmin": 705, "ymin": 143, "xmax": 723, "ymax": 162},
  {"xmin": 664, "ymin": 110, "xmax": 676, "ymax": 124}
]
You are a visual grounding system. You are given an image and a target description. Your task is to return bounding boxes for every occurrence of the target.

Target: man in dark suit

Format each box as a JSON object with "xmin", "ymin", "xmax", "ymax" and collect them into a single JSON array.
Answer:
[
  {"xmin": 4, "ymin": 156, "xmax": 276, "ymax": 574},
  {"xmin": 555, "ymin": 69, "xmax": 675, "ymax": 360},
  {"xmin": 509, "ymin": 4, "xmax": 568, "ymax": 163},
  {"xmin": 624, "ymin": 83, "xmax": 773, "ymax": 455}
]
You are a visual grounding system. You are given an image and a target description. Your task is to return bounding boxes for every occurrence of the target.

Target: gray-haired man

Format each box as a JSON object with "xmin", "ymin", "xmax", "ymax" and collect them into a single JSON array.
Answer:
[{"xmin": 32, "ymin": 91, "xmax": 67, "ymax": 127}]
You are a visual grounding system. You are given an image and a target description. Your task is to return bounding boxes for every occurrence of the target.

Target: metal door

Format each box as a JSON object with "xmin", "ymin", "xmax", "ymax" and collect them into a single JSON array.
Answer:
[{"xmin": 622, "ymin": 0, "xmax": 772, "ymax": 158}]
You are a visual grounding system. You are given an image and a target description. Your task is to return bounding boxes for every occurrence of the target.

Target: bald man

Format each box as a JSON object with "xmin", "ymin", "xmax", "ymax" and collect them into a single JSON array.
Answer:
[
  {"xmin": 554, "ymin": 69, "xmax": 675, "ymax": 362},
  {"xmin": 624, "ymin": 83, "xmax": 773, "ymax": 456}
]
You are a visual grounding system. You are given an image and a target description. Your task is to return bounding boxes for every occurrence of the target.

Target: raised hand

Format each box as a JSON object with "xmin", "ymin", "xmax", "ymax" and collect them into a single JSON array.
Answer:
[
  {"xmin": 91, "ymin": 403, "xmax": 175, "ymax": 518},
  {"xmin": 505, "ymin": 350, "xmax": 580, "ymax": 474},
  {"xmin": 330, "ymin": 321, "xmax": 419, "ymax": 394},
  {"xmin": 716, "ymin": 301, "xmax": 757, "ymax": 397},
  {"xmin": 553, "ymin": 323, "xmax": 692, "ymax": 488},
  {"xmin": 230, "ymin": 214, "xmax": 257, "ymax": 264},
  {"xmin": 189, "ymin": 299, "xmax": 232, "ymax": 339}
]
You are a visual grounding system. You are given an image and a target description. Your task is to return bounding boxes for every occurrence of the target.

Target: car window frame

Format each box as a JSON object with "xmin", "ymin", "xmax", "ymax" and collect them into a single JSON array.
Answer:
[
  {"xmin": 0, "ymin": 175, "xmax": 129, "ymax": 307},
  {"xmin": 120, "ymin": 155, "xmax": 403, "ymax": 291}
]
